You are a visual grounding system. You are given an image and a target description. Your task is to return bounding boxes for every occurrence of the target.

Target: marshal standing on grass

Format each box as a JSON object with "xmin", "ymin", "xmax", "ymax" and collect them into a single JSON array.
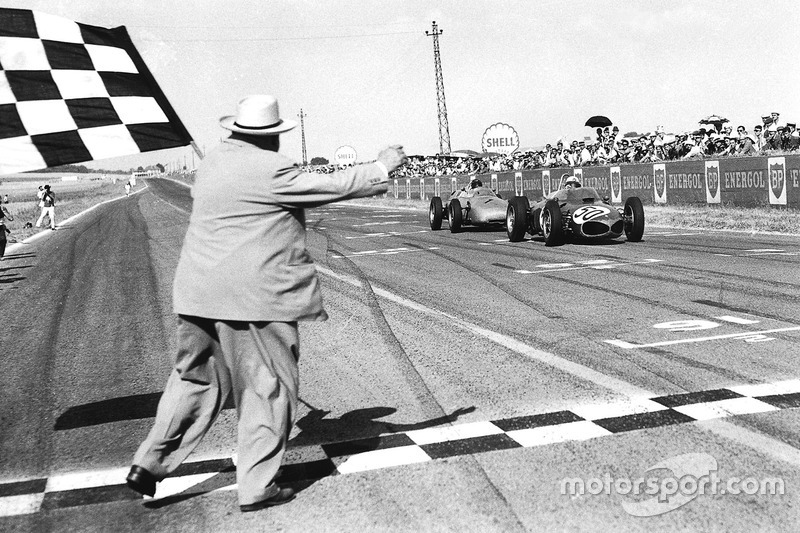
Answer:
[
  {"xmin": 0, "ymin": 202, "xmax": 13, "ymax": 260},
  {"xmin": 35, "ymin": 184, "xmax": 56, "ymax": 230},
  {"xmin": 126, "ymin": 94, "xmax": 406, "ymax": 512}
]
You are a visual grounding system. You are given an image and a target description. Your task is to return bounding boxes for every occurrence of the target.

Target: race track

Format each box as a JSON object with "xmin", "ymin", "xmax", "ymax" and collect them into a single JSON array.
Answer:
[{"xmin": 1, "ymin": 178, "xmax": 799, "ymax": 532}]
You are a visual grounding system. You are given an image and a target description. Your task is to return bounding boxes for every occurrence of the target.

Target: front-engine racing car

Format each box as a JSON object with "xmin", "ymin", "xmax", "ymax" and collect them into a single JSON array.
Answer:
[
  {"xmin": 429, "ymin": 179, "xmax": 508, "ymax": 232},
  {"xmin": 505, "ymin": 174, "xmax": 645, "ymax": 245}
]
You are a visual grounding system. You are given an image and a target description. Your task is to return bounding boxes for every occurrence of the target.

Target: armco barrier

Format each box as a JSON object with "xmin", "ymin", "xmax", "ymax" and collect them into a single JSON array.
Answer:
[{"xmin": 391, "ymin": 154, "xmax": 800, "ymax": 208}]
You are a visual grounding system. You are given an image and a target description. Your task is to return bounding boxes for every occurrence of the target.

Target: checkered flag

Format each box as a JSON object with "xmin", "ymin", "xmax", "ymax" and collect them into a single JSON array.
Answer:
[{"xmin": 0, "ymin": 9, "xmax": 194, "ymax": 175}]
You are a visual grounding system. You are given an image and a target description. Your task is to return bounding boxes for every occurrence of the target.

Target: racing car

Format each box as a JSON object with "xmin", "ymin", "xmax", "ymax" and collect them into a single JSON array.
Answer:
[
  {"xmin": 506, "ymin": 174, "xmax": 645, "ymax": 245},
  {"xmin": 429, "ymin": 179, "xmax": 508, "ymax": 232}
]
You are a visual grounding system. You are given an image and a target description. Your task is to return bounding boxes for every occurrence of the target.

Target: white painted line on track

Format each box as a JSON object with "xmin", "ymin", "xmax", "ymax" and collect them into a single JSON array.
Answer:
[
  {"xmin": 344, "ymin": 230, "xmax": 428, "ymax": 239},
  {"xmin": 406, "ymin": 421, "xmax": 505, "ymax": 445},
  {"xmin": 672, "ymin": 397, "xmax": 778, "ymax": 421},
  {"xmin": 536, "ymin": 263, "xmax": 574, "ymax": 269},
  {"xmin": 605, "ymin": 325, "xmax": 800, "ymax": 349},
  {"xmin": 516, "ymin": 258, "xmax": 663, "ymax": 274},
  {"xmin": 570, "ymin": 398, "xmax": 668, "ymax": 421},
  {"xmin": 0, "ymin": 494, "xmax": 44, "ymax": 518},
  {"xmin": 336, "ymin": 445, "xmax": 431, "ymax": 475},
  {"xmin": 330, "ymin": 247, "xmax": 439, "ymax": 259},
  {"xmin": 507, "ymin": 421, "xmax": 612, "ymax": 448},
  {"xmin": 46, "ymin": 467, "xmax": 130, "ymax": 492},
  {"xmin": 351, "ymin": 221, "xmax": 403, "ymax": 227},
  {"xmin": 746, "ymin": 251, "xmax": 800, "ymax": 256},
  {"xmin": 727, "ymin": 379, "xmax": 800, "ymax": 397},
  {"xmin": 716, "ymin": 315, "xmax": 760, "ymax": 325},
  {"xmin": 149, "ymin": 473, "xmax": 220, "ymax": 500},
  {"xmin": 316, "ymin": 265, "xmax": 653, "ymax": 398}
]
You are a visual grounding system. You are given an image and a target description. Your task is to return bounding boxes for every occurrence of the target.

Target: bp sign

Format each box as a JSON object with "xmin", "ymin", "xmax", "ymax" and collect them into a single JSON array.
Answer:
[
  {"xmin": 481, "ymin": 123, "xmax": 519, "ymax": 155},
  {"xmin": 334, "ymin": 145, "xmax": 357, "ymax": 165}
]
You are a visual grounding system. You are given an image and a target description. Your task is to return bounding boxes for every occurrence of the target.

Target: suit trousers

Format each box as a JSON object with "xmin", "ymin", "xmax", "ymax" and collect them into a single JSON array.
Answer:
[{"xmin": 132, "ymin": 315, "xmax": 300, "ymax": 505}]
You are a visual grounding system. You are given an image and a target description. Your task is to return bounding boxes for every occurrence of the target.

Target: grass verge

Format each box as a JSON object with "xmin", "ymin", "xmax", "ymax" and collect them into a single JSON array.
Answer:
[{"xmin": 3, "ymin": 181, "xmax": 137, "ymax": 243}]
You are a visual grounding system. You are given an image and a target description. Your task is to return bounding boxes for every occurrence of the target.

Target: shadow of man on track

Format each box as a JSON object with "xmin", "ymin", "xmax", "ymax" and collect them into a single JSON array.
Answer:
[{"xmin": 289, "ymin": 400, "xmax": 475, "ymax": 448}]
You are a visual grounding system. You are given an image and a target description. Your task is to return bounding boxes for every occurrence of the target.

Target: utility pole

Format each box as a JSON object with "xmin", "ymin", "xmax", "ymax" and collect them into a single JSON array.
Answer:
[
  {"xmin": 298, "ymin": 108, "xmax": 308, "ymax": 166},
  {"xmin": 426, "ymin": 20, "xmax": 451, "ymax": 155}
]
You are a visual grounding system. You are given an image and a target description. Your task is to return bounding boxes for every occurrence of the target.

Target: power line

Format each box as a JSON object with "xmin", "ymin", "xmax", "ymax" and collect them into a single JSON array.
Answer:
[
  {"xmin": 129, "ymin": 21, "xmax": 416, "ymax": 30},
  {"xmin": 138, "ymin": 31, "xmax": 419, "ymax": 42}
]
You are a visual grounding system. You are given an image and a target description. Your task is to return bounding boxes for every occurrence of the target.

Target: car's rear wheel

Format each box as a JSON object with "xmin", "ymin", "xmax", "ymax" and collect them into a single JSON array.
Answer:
[
  {"xmin": 530, "ymin": 207, "xmax": 542, "ymax": 234},
  {"xmin": 448, "ymin": 199, "xmax": 463, "ymax": 233},
  {"xmin": 542, "ymin": 199, "xmax": 564, "ymax": 246},
  {"xmin": 624, "ymin": 196, "xmax": 645, "ymax": 242},
  {"xmin": 506, "ymin": 196, "xmax": 529, "ymax": 242},
  {"xmin": 429, "ymin": 197, "xmax": 443, "ymax": 230}
]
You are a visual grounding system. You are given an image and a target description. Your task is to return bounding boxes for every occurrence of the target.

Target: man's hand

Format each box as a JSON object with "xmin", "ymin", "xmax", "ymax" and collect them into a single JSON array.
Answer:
[{"xmin": 378, "ymin": 145, "xmax": 407, "ymax": 173}]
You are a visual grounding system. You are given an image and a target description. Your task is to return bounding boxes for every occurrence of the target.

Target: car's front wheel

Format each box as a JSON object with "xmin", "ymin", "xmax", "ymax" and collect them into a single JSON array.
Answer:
[
  {"xmin": 624, "ymin": 196, "xmax": 645, "ymax": 242},
  {"xmin": 448, "ymin": 199, "xmax": 463, "ymax": 233},
  {"xmin": 506, "ymin": 196, "xmax": 529, "ymax": 242},
  {"xmin": 542, "ymin": 199, "xmax": 565, "ymax": 246},
  {"xmin": 429, "ymin": 197, "xmax": 443, "ymax": 230}
]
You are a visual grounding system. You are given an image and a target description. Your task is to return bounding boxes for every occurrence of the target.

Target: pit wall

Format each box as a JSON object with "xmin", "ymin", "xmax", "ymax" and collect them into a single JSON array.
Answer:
[{"xmin": 390, "ymin": 154, "xmax": 800, "ymax": 208}]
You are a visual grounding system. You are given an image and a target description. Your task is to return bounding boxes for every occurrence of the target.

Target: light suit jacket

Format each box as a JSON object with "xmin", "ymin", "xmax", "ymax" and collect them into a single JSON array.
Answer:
[{"xmin": 173, "ymin": 138, "xmax": 389, "ymax": 321}]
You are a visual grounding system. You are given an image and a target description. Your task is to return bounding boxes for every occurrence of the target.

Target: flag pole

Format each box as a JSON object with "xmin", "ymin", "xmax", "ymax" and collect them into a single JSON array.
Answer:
[{"xmin": 190, "ymin": 140, "xmax": 204, "ymax": 161}]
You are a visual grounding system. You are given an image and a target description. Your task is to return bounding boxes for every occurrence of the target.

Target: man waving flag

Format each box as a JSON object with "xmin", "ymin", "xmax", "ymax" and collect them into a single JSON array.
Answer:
[{"xmin": 0, "ymin": 9, "xmax": 194, "ymax": 175}]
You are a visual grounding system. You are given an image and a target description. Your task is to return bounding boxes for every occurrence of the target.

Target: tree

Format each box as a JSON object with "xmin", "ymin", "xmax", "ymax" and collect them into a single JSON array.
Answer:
[
  {"xmin": 310, "ymin": 156, "xmax": 329, "ymax": 165},
  {"xmin": 156, "ymin": 163, "xmax": 165, "ymax": 173},
  {"xmin": 137, "ymin": 166, "xmax": 144, "ymax": 172}
]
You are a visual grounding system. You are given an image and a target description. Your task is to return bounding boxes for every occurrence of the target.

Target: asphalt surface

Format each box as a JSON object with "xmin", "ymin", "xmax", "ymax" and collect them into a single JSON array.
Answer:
[{"xmin": 1, "ymin": 179, "xmax": 799, "ymax": 532}]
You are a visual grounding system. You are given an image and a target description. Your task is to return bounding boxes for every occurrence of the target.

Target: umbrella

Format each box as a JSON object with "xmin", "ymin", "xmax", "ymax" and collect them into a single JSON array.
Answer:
[
  {"xmin": 699, "ymin": 115, "xmax": 729, "ymax": 125},
  {"xmin": 585, "ymin": 115, "xmax": 613, "ymax": 128}
]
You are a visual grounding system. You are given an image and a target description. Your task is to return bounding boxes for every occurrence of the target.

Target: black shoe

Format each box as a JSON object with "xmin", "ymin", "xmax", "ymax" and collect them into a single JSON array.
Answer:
[
  {"xmin": 126, "ymin": 465, "xmax": 157, "ymax": 497},
  {"xmin": 240, "ymin": 487, "xmax": 295, "ymax": 512}
]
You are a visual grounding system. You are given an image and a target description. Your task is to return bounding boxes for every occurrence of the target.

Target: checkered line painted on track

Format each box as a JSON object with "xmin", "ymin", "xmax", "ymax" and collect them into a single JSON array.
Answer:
[{"xmin": 2, "ymin": 382, "xmax": 799, "ymax": 517}]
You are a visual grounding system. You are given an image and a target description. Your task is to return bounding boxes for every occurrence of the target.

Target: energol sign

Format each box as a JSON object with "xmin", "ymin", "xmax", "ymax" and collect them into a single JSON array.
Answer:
[
  {"xmin": 481, "ymin": 122, "xmax": 519, "ymax": 155},
  {"xmin": 334, "ymin": 145, "xmax": 357, "ymax": 165}
]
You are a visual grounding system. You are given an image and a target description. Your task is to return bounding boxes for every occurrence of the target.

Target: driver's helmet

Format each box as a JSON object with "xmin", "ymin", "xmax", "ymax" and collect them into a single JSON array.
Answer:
[
  {"xmin": 469, "ymin": 178, "xmax": 483, "ymax": 189},
  {"xmin": 564, "ymin": 175, "xmax": 581, "ymax": 189}
]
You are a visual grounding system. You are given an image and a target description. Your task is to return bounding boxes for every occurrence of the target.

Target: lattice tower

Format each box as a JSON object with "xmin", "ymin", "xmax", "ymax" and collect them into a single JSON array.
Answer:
[{"xmin": 425, "ymin": 21, "xmax": 451, "ymax": 155}]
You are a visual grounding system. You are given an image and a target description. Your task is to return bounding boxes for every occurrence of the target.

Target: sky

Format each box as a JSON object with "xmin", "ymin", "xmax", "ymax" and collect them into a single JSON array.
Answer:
[{"xmin": 3, "ymin": 0, "xmax": 800, "ymax": 171}]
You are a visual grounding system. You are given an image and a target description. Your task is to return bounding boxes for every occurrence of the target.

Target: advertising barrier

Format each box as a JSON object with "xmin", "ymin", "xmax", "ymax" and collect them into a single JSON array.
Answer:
[{"xmin": 391, "ymin": 154, "xmax": 800, "ymax": 208}]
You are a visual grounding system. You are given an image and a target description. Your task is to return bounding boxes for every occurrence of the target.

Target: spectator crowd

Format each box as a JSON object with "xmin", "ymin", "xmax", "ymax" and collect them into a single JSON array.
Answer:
[{"xmin": 306, "ymin": 111, "xmax": 799, "ymax": 178}]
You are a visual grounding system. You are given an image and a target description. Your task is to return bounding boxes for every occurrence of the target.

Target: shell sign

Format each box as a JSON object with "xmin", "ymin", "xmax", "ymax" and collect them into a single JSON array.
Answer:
[
  {"xmin": 481, "ymin": 123, "xmax": 519, "ymax": 155},
  {"xmin": 334, "ymin": 145, "xmax": 357, "ymax": 165}
]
